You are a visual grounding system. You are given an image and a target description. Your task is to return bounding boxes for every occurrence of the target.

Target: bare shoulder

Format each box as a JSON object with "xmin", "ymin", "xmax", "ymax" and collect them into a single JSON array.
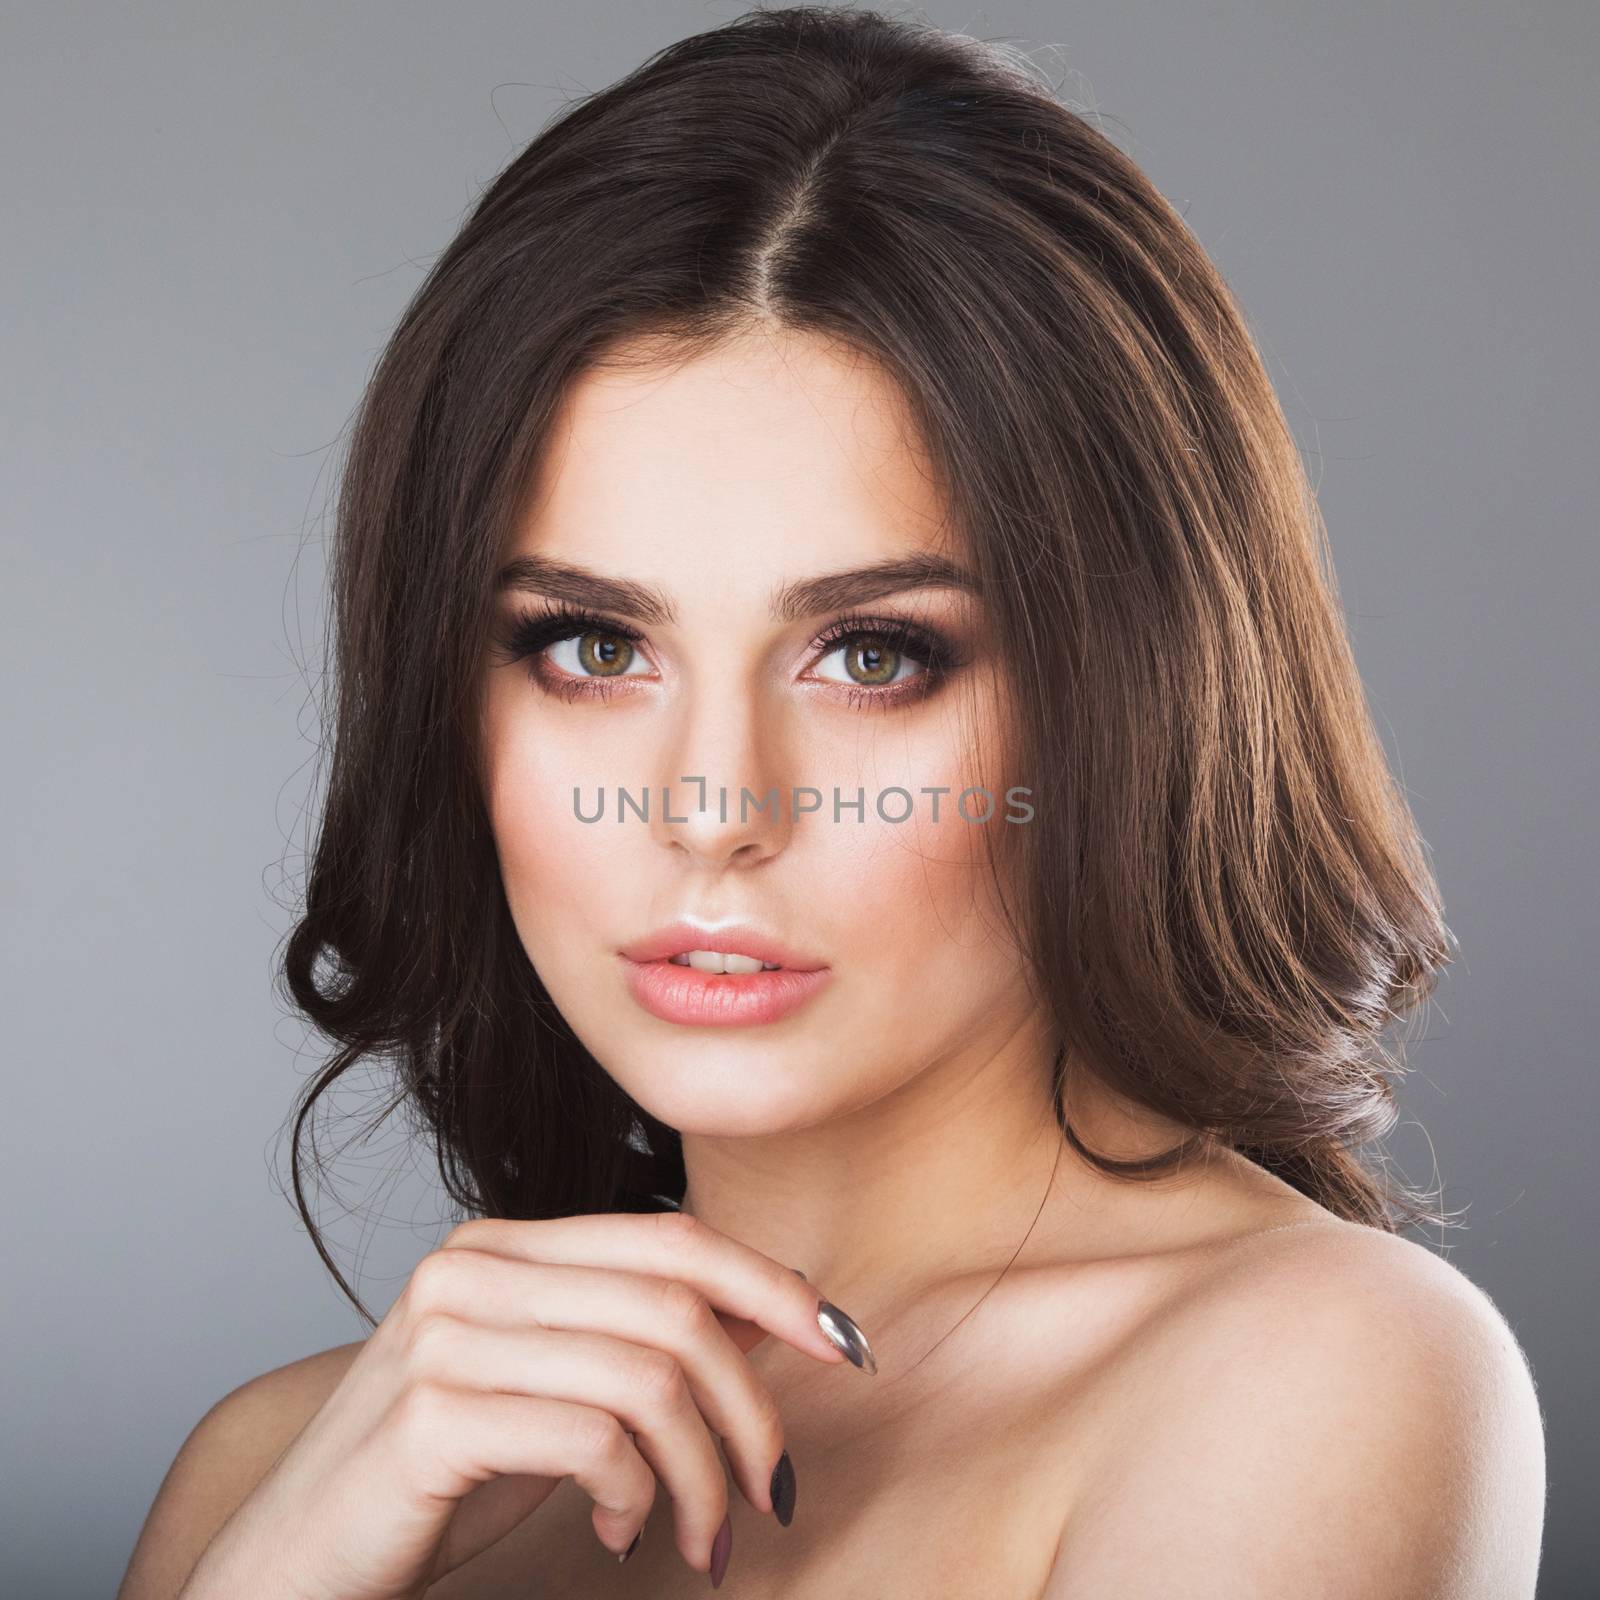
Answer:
[
  {"xmin": 116, "ymin": 1339, "xmax": 368, "ymax": 1600},
  {"xmin": 1043, "ymin": 1218, "xmax": 1547, "ymax": 1599}
]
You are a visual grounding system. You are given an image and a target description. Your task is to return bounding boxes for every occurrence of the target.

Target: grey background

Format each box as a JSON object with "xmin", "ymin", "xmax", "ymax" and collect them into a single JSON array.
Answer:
[{"xmin": 3, "ymin": 3, "xmax": 1593, "ymax": 1594}]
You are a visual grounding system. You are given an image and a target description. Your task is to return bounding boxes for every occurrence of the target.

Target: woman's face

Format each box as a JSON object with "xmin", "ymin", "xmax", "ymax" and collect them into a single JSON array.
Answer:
[{"xmin": 479, "ymin": 328, "xmax": 1040, "ymax": 1136}]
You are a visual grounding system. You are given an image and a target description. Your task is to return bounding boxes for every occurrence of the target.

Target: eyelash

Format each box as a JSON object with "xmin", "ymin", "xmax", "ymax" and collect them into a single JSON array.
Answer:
[{"xmin": 491, "ymin": 602, "xmax": 964, "ymax": 710}]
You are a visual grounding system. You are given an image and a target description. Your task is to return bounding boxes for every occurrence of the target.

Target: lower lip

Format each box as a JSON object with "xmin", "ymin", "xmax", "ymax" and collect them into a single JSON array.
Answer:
[{"xmin": 620, "ymin": 955, "xmax": 832, "ymax": 1027}]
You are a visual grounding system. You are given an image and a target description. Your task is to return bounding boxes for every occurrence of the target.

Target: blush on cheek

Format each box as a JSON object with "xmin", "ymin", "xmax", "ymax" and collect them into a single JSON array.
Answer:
[
  {"xmin": 826, "ymin": 771, "xmax": 1010, "ymax": 971},
  {"xmin": 484, "ymin": 699, "xmax": 618, "ymax": 837},
  {"xmin": 495, "ymin": 789, "xmax": 620, "ymax": 918},
  {"xmin": 482, "ymin": 722, "xmax": 619, "ymax": 928},
  {"xmin": 892, "ymin": 789, "xmax": 1001, "ymax": 909}
]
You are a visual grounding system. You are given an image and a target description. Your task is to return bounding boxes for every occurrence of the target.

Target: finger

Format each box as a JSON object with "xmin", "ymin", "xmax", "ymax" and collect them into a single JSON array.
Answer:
[
  {"xmin": 405, "ymin": 1251, "xmax": 785, "ymax": 1515},
  {"xmin": 722, "ymin": 1265, "xmax": 808, "ymax": 1355},
  {"xmin": 390, "ymin": 1383, "xmax": 656, "ymax": 1562},
  {"xmin": 406, "ymin": 1313, "xmax": 730, "ymax": 1568},
  {"xmin": 716, "ymin": 1311, "xmax": 770, "ymax": 1356},
  {"xmin": 440, "ymin": 1212, "xmax": 855, "ymax": 1369}
]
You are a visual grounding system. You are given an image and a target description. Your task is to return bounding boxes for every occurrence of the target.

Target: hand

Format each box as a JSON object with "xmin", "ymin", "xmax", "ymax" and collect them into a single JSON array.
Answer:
[{"xmin": 177, "ymin": 1210, "xmax": 863, "ymax": 1599}]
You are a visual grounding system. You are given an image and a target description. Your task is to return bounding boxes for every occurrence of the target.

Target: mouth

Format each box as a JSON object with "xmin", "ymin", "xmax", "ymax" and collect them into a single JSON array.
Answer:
[
  {"xmin": 666, "ymin": 949, "xmax": 786, "ymax": 973},
  {"xmin": 619, "ymin": 920, "xmax": 827, "ymax": 972},
  {"xmin": 618, "ymin": 921, "xmax": 831, "ymax": 1026}
]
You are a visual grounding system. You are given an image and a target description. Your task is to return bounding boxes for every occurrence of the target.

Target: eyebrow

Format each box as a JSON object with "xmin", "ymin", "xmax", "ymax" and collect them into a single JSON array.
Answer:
[{"xmin": 493, "ymin": 551, "xmax": 980, "ymax": 625}]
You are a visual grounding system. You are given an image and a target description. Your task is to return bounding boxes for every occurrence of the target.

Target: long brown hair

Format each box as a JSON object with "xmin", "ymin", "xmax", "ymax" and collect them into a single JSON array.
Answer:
[{"xmin": 279, "ymin": 5, "xmax": 1455, "ymax": 1327}]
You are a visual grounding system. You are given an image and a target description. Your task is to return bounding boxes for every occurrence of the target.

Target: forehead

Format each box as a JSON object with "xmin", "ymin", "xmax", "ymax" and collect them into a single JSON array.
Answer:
[{"xmin": 513, "ymin": 329, "xmax": 957, "ymax": 576}]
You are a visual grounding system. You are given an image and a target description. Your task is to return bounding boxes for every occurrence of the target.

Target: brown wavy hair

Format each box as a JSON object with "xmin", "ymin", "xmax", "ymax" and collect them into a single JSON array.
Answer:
[{"xmin": 278, "ymin": 4, "xmax": 1456, "ymax": 1327}]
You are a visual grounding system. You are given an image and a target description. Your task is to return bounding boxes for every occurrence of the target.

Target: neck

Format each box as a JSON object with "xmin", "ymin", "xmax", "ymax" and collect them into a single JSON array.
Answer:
[{"xmin": 677, "ymin": 1013, "xmax": 1075, "ymax": 1324}]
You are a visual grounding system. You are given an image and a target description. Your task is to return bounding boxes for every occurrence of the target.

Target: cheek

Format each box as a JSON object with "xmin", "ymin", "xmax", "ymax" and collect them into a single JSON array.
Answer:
[
  {"xmin": 482, "ymin": 696, "xmax": 625, "ymax": 940},
  {"xmin": 814, "ymin": 708, "xmax": 1026, "ymax": 1003},
  {"xmin": 839, "ymin": 790, "xmax": 1018, "ymax": 982}
]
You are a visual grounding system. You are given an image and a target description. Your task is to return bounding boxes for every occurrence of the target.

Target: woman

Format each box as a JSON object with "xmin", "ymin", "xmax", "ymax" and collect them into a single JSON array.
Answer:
[{"xmin": 119, "ymin": 7, "xmax": 1545, "ymax": 1597}]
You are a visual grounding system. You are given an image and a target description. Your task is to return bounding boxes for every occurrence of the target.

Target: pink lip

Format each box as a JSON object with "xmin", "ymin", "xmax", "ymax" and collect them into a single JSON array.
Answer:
[
  {"xmin": 619, "ymin": 920, "xmax": 826, "ymax": 972},
  {"xmin": 617, "ymin": 919, "xmax": 831, "ymax": 1027},
  {"xmin": 620, "ymin": 957, "xmax": 832, "ymax": 1027}
]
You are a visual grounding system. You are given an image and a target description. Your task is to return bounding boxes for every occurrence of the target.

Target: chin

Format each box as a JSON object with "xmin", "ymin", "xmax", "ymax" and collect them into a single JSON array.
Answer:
[{"xmin": 609, "ymin": 1035, "xmax": 853, "ymax": 1134}]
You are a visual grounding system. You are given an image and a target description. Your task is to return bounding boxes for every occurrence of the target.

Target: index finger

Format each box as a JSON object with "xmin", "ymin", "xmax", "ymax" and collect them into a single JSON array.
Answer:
[
  {"xmin": 439, "ymin": 1210, "xmax": 876, "ymax": 1374},
  {"xmin": 719, "ymin": 1268, "xmax": 807, "ymax": 1357}
]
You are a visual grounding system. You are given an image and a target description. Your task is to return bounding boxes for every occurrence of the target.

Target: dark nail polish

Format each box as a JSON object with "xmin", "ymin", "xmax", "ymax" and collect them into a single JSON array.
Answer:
[
  {"xmin": 709, "ymin": 1511, "xmax": 733, "ymax": 1588},
  {"xmin": 815, "ymin": 1297, "xmax": 878, "ymax": 1375},
  {"xmin": 770, "ymin": 1448, "xmax": 797, "ymax": 1526},
  {"xmin": 618, "ymin": 1526, "xmax": 642, "ymax": 1563}
]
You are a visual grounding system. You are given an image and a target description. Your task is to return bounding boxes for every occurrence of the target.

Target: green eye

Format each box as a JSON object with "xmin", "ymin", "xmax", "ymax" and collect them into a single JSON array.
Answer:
[
  {"xmin": 813, "ymin": 634, "xmax": 922, "ymax": 688},
  {"xmin": 549, "ymin": 630, "xmax": 645, "ymax": 678}
]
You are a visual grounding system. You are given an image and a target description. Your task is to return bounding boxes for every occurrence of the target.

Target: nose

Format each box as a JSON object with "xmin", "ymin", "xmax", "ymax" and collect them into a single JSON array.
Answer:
[{"xmin": 647, "ymin": 686, "xmax": 792, "ymax": 871}]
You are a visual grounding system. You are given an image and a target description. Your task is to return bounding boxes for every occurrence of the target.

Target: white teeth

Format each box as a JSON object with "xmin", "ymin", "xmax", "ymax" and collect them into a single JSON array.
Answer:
[{"xmin": 668, "ymin": 949, "xmax": 781, "ymax": 974}]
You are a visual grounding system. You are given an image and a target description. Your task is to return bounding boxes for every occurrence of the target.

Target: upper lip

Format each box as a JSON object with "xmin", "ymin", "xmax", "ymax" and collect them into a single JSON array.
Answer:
[{"xmin": 620, "ymin": 919, "xmax": 828, "ymax": 972}]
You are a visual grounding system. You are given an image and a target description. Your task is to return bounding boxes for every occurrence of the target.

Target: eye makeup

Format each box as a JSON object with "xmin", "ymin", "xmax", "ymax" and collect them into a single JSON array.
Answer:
[{"xmin": 488, "ymin": 600, "xmax": 969, "ymax": 710}]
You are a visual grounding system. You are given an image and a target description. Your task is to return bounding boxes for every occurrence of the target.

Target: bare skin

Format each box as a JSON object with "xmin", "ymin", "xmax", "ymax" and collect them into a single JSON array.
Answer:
[
  {"xmin": 414, "ymin": 1119, "xmax": 1343, "ymax": 1599},
  {"xmin": 122, "ymin": 1118, "xmax": 1544, "ymax": 1599},
  {"xmin": 118, "ymin": 328, "xmax": 1544, "ymax": 1598},
  {"xmin": 120, "ymin": 1084, "xmax": 1545, "ymax": 1598}
]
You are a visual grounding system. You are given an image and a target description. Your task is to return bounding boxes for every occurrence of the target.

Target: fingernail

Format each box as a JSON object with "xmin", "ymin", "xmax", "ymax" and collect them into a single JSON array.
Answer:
[
  {"xmin": 709, "ymin": 1511, "xmax": 732, "ymax": 1587},
  {"xmin": 791, "ymin": 1266, "xmax": 808, "ymax": 1280},
  {"xmin": 816, "ymin": 1298, "xmax": 877, "ymax": 1375},
  {"xmin": 770, "ymin": 1448, "xmax": 797, "ymax": 1527},
  {"xmin": 618, "ymin": 1525, "xmax": 643, "ymax": 1563}
]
